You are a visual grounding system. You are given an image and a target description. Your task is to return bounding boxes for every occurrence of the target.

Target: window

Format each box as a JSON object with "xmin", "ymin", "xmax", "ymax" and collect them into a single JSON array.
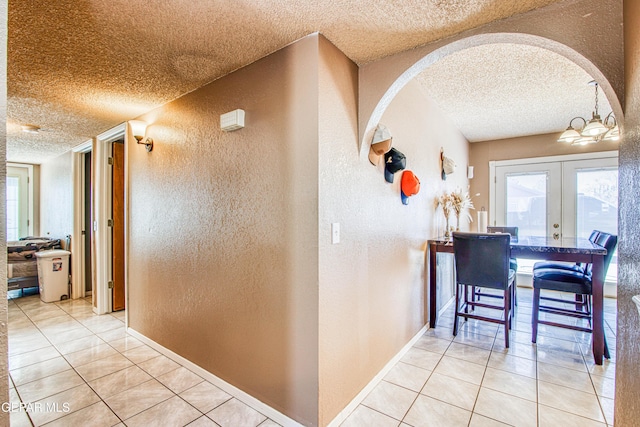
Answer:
[{"xmin": 6, "ymin": 165, "xmax": 33, "ymax": 241}]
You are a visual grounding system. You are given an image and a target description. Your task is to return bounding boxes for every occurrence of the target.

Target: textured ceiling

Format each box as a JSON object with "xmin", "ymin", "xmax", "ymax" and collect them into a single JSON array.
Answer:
[
  {"xmin": 8, "ymin": 0, "xmax": 570, "ymax": 163},
  {"xmin": 414, "ymin": 43, "xmax": 613, "ymax": 142}
]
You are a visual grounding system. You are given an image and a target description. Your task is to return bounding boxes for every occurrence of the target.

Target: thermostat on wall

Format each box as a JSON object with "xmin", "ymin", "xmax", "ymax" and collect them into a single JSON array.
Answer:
[{"xmin": 220, "ymin": 109, "xmax": 245, "ymax": 132}]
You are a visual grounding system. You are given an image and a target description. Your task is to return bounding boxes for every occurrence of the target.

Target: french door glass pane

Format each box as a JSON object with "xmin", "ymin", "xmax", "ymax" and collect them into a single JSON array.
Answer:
[
  {"xmin": 576, "ymin": 169, "xmax": 618, "ymax": 237},
  {"xmin": 576, "ymin": 168, "xmax": 618, "ymax": 281},
  {"xmin": 506, "ymin": 173, "xmax": 547, "ymax": 237}
]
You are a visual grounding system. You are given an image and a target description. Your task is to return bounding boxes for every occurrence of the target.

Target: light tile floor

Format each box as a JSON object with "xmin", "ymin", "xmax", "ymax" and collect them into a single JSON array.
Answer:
[
  {"xmin": 7, "ymin": 287, "xmax": 617, "ymax": 427},
  {"xmin": 341, "ymin": 287, "xmax": 617, "ymax": 427},
  {"xmin": 7, "ymin": 289, "xmax": 281, "ymax": 427}
]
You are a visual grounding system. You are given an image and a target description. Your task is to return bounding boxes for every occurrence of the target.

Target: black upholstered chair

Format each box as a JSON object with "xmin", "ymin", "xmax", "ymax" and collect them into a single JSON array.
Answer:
[
  {"xmin": 532, "ymin": 230, "xmax": 601, "ymax": 314},
  {"xmin": 478, "ymin": 226, "xmax": 519, "ymax": 308},
  {"xmin": 453, "ymin": 232, "xmax": 515, "ymax": 348},
  {"xmin": 531, "ymin": 231, "xmax": 617, "ymax": 357},
  {"xmin": 533, "ymin": 230, "xmax": 601, "ymax": 273}
]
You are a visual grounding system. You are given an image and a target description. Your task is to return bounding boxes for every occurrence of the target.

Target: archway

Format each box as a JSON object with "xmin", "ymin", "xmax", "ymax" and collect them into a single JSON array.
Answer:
[{"xmin": 360, "ymin": 33, "xmax": 624, "ymax": 157}]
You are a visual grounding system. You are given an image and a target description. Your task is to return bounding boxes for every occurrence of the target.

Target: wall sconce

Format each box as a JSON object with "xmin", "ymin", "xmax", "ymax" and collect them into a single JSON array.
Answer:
[{"xmin": 129, "ymin": 120, "xmax": 154, "ymax": 152}]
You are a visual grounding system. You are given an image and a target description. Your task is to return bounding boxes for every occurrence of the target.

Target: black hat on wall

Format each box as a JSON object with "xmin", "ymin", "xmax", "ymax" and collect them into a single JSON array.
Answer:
[{"xmin": 384, "ymin": 148, "xmax": 406, "ymax": 183}]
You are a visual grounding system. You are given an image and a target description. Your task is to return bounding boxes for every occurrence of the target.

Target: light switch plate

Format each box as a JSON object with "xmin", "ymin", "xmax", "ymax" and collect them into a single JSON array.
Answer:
[{"xmin": 331, "ymin": 223, "xmax": 340, "ymax": 244}]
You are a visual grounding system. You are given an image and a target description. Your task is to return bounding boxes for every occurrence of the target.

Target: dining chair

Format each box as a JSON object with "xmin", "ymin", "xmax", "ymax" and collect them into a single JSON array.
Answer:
[
  {"xmin": 453, "ymin": 232, "xmax": 515, "ymax": 348},
  {"xmin": 532, "ymin": 230, "xmax": 600, "ymax": 273},
  {"xmin": 477, "ymin": 226, "xmax": 519, "ymax": 308},
  {"xmin": 532, "ymin": 230, "xmax": 601, "ymax": 313},
  {"xmin": 531, "ymin": 231, "xmax": 617, "ymax": 358}
]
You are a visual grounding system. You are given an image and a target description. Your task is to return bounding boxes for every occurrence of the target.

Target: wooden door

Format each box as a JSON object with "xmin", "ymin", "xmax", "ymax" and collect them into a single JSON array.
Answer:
[{"xmin": 112, "ymin": 142, "xmax": 126, "ymax": 311}]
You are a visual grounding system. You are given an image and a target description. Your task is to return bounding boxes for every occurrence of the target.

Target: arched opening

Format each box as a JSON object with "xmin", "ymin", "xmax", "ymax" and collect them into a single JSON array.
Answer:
[{"xmin": 360, "ymin": 33, "xmax": 624, "ymax": 156}]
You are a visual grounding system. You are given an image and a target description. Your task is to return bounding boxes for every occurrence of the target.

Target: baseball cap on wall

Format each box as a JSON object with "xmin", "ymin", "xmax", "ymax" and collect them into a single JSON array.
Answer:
[
  {"xmin": 442, "ymin": 155, "xmax": 456, "ymax": 180},
  {"xmin": 384, "ymin": 148, "xmax": 406, "ymax": 183},
  {"xmin": 401, "ymin": 170, "xmax": 420, "ymax": 205},
  {"xmin": 368, "ymin": 124, "xmax": 393, "ymax": 165}
]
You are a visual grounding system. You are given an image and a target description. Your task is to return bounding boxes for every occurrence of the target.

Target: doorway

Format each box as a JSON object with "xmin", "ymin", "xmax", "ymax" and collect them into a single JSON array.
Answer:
[
  {"xmin": 72, "ymin": 123, "xmax": 127, "ymax": 314},
  {"xmin": 83, "ymin": 151, "xmax": 93, "ymax": 295},
  {"xmin": 490, "ymin": 151, "xmax": 618, "ymax": 286},
  {"xmin": 6, "ymin": 164, "xmax": 33, "ymax": 240},
  {"xmin": 492, "ymin": 153, "xmax": 618, "ymax": 239}
]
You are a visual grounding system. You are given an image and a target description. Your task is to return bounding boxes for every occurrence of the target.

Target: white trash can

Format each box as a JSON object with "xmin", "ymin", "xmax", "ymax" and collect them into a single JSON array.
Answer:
[{"xmin": 36, "ymin": 250, "xmax": 71, "ymax": 302}]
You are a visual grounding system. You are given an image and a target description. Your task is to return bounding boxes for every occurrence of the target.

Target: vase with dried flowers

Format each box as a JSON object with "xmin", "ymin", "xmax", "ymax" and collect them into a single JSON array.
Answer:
[
  {"xmin": 436, "ymin": 192, "xmax": 454, "ymax": 239},
  {"xmin": 451, "ymin": 187, "xmax": 475, "ymax": 231}
]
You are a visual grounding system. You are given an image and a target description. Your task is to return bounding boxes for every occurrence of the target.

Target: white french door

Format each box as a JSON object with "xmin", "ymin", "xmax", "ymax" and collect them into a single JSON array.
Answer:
[
  {"xmin": 492, "ymin": 152, "xmax": 618, "ymax": 239},
  {"xmin": 494, "ymin": 162, "xmax": 562, "ymax": 238},
  {"xmin": 491, "ymin": 152, "xmax": 618, "ymax": 282},
  {"xmin": 562, "ymin": 158, "xmax": 618, "ymax": 239}
]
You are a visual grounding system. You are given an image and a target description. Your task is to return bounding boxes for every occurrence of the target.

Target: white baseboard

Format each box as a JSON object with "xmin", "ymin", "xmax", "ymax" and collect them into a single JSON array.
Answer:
[
  {"xmin": 326, "ymin": 324, "xmax": 429, "ymax": 427},
  {"xmin": 127, "ymin": 328, "xmax": 304, "ymax": 427}
]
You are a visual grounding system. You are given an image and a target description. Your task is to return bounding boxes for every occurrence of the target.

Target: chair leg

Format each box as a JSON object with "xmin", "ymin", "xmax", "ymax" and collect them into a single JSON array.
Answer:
[
  {"xmin": 604, "ymin": 333, "xmax": 610, "ymax": 359},
  {"xmin": 504, "ymin": 287, "xmax": 510, "ymax": 348},
  {"xmin": 453, "ymin": 283, "xmax": 461, "ymax": 336},
  {"xmin": 463, "ymin": 285, "xmax": 469, "ymax": 316},
  {"xmin": 532, "ymin": 287, "xmax": 540, "ymax": 343}
]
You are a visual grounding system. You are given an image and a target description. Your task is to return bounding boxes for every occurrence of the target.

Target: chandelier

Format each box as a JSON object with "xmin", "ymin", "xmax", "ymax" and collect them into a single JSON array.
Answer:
[{"xmin": 557, "ymin": 81, "xmax": 619, "ymax": 145}]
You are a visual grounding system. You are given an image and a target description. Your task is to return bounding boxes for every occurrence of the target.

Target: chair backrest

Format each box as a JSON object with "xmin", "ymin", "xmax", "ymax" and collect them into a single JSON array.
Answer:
[
  {"xmin": 453, "ymin": 232, "xmax": 511, "ymax": 290},
  {"xmin": 594, "ymin": 231, "xmax": 618, "ymax": 274},
  {"xmin": 584, "ymin": 231, "xmax": 618, "ymax": 277},
  {"xmin": 588, "ymin": 230, "xmax": 601, "ymax": 243},
  {"xmin": 487, "ymin": 226, "xmax": 518, "ymax": 238}
]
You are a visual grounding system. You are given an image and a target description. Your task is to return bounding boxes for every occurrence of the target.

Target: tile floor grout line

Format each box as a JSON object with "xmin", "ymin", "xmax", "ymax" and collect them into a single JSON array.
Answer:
[
  {"xmin": 12, "ymin": 295, "xmax": 122, "ymax": 426},
  {"xmin": 12, "ymin": 288, "xmax": 614, "ymax": 427},
  {"xmin": 9, "ymin": 293, "xmax": 271, "ymax": 427}
]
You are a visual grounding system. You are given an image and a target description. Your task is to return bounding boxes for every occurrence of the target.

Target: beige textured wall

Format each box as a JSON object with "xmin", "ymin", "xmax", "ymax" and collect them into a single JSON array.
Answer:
[
  {"xmin": 39, "ymin": 151, "xmax": 74, "ymax": 241},
  {"xmin": 616, "ymin": 2, "xmax": 640, "ymax": 424},
  {"xmin": 468, "ymin": 133, "xmax": 618, "ymax": 221},
  {"xmin": 317, "ymin": 39, "xmax": 469, "ymax": 423},
  {"xmin": 1, "ymin": 0, "xmax": 9, "ymax": 423},
  {"xmin": 127, "ymin": 35, "xmax": 320, "ymax": 425}
]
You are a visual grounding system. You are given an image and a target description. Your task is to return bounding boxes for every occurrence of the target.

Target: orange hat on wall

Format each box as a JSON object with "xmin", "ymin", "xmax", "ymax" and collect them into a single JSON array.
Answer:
[{"xmin": 401, "ymin": 170, "xmax": 420, "ymax": 205}]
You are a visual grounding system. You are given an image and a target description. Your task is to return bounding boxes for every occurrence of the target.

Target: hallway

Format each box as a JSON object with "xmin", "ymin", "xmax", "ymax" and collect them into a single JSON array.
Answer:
[
  {"xmin": 7, "ymin": 291, "xmax": 281, "ymax": 426},
  {"xmin": 7, "ymin": 287, "xmax": 616, "ymax": 426}
]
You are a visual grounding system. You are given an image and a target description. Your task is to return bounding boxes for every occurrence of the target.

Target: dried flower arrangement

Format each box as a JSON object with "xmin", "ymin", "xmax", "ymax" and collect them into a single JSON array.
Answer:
[
  {"xmin": 436, "ymin": 187, "xmax": 475, "ymax": 238},
  {"xmin": 451, "ymin": 187, "xmax": 475, "ymax": 226}
]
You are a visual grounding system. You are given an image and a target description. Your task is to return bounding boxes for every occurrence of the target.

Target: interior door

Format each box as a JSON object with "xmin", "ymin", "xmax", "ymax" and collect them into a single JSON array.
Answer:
[
  {"xmin": 495, "ymin": 162, "xmax": 562, "ymax": 238},
  {"xmin": 112, "ymin": 141, "xmax": 126, "ymax": 311}
]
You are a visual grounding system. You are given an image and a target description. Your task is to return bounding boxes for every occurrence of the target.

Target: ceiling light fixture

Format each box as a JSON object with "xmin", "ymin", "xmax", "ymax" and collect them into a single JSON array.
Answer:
[
  {"xmin": 557, "ymin": 81, "xmax": 619, "ymax": 145},
  {"xmin": 128, "ymin": 120, "xmax": 154, "ymax": 152}
]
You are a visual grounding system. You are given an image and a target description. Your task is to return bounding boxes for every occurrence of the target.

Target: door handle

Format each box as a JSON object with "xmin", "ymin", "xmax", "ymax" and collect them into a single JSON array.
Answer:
[
  {"xmin": 553, "ymin": 233, "xmax": 560, "ymax": 240},
  {"xmin": 553, "ymin": 223, "xmax": 560, "ymax": 229}
]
